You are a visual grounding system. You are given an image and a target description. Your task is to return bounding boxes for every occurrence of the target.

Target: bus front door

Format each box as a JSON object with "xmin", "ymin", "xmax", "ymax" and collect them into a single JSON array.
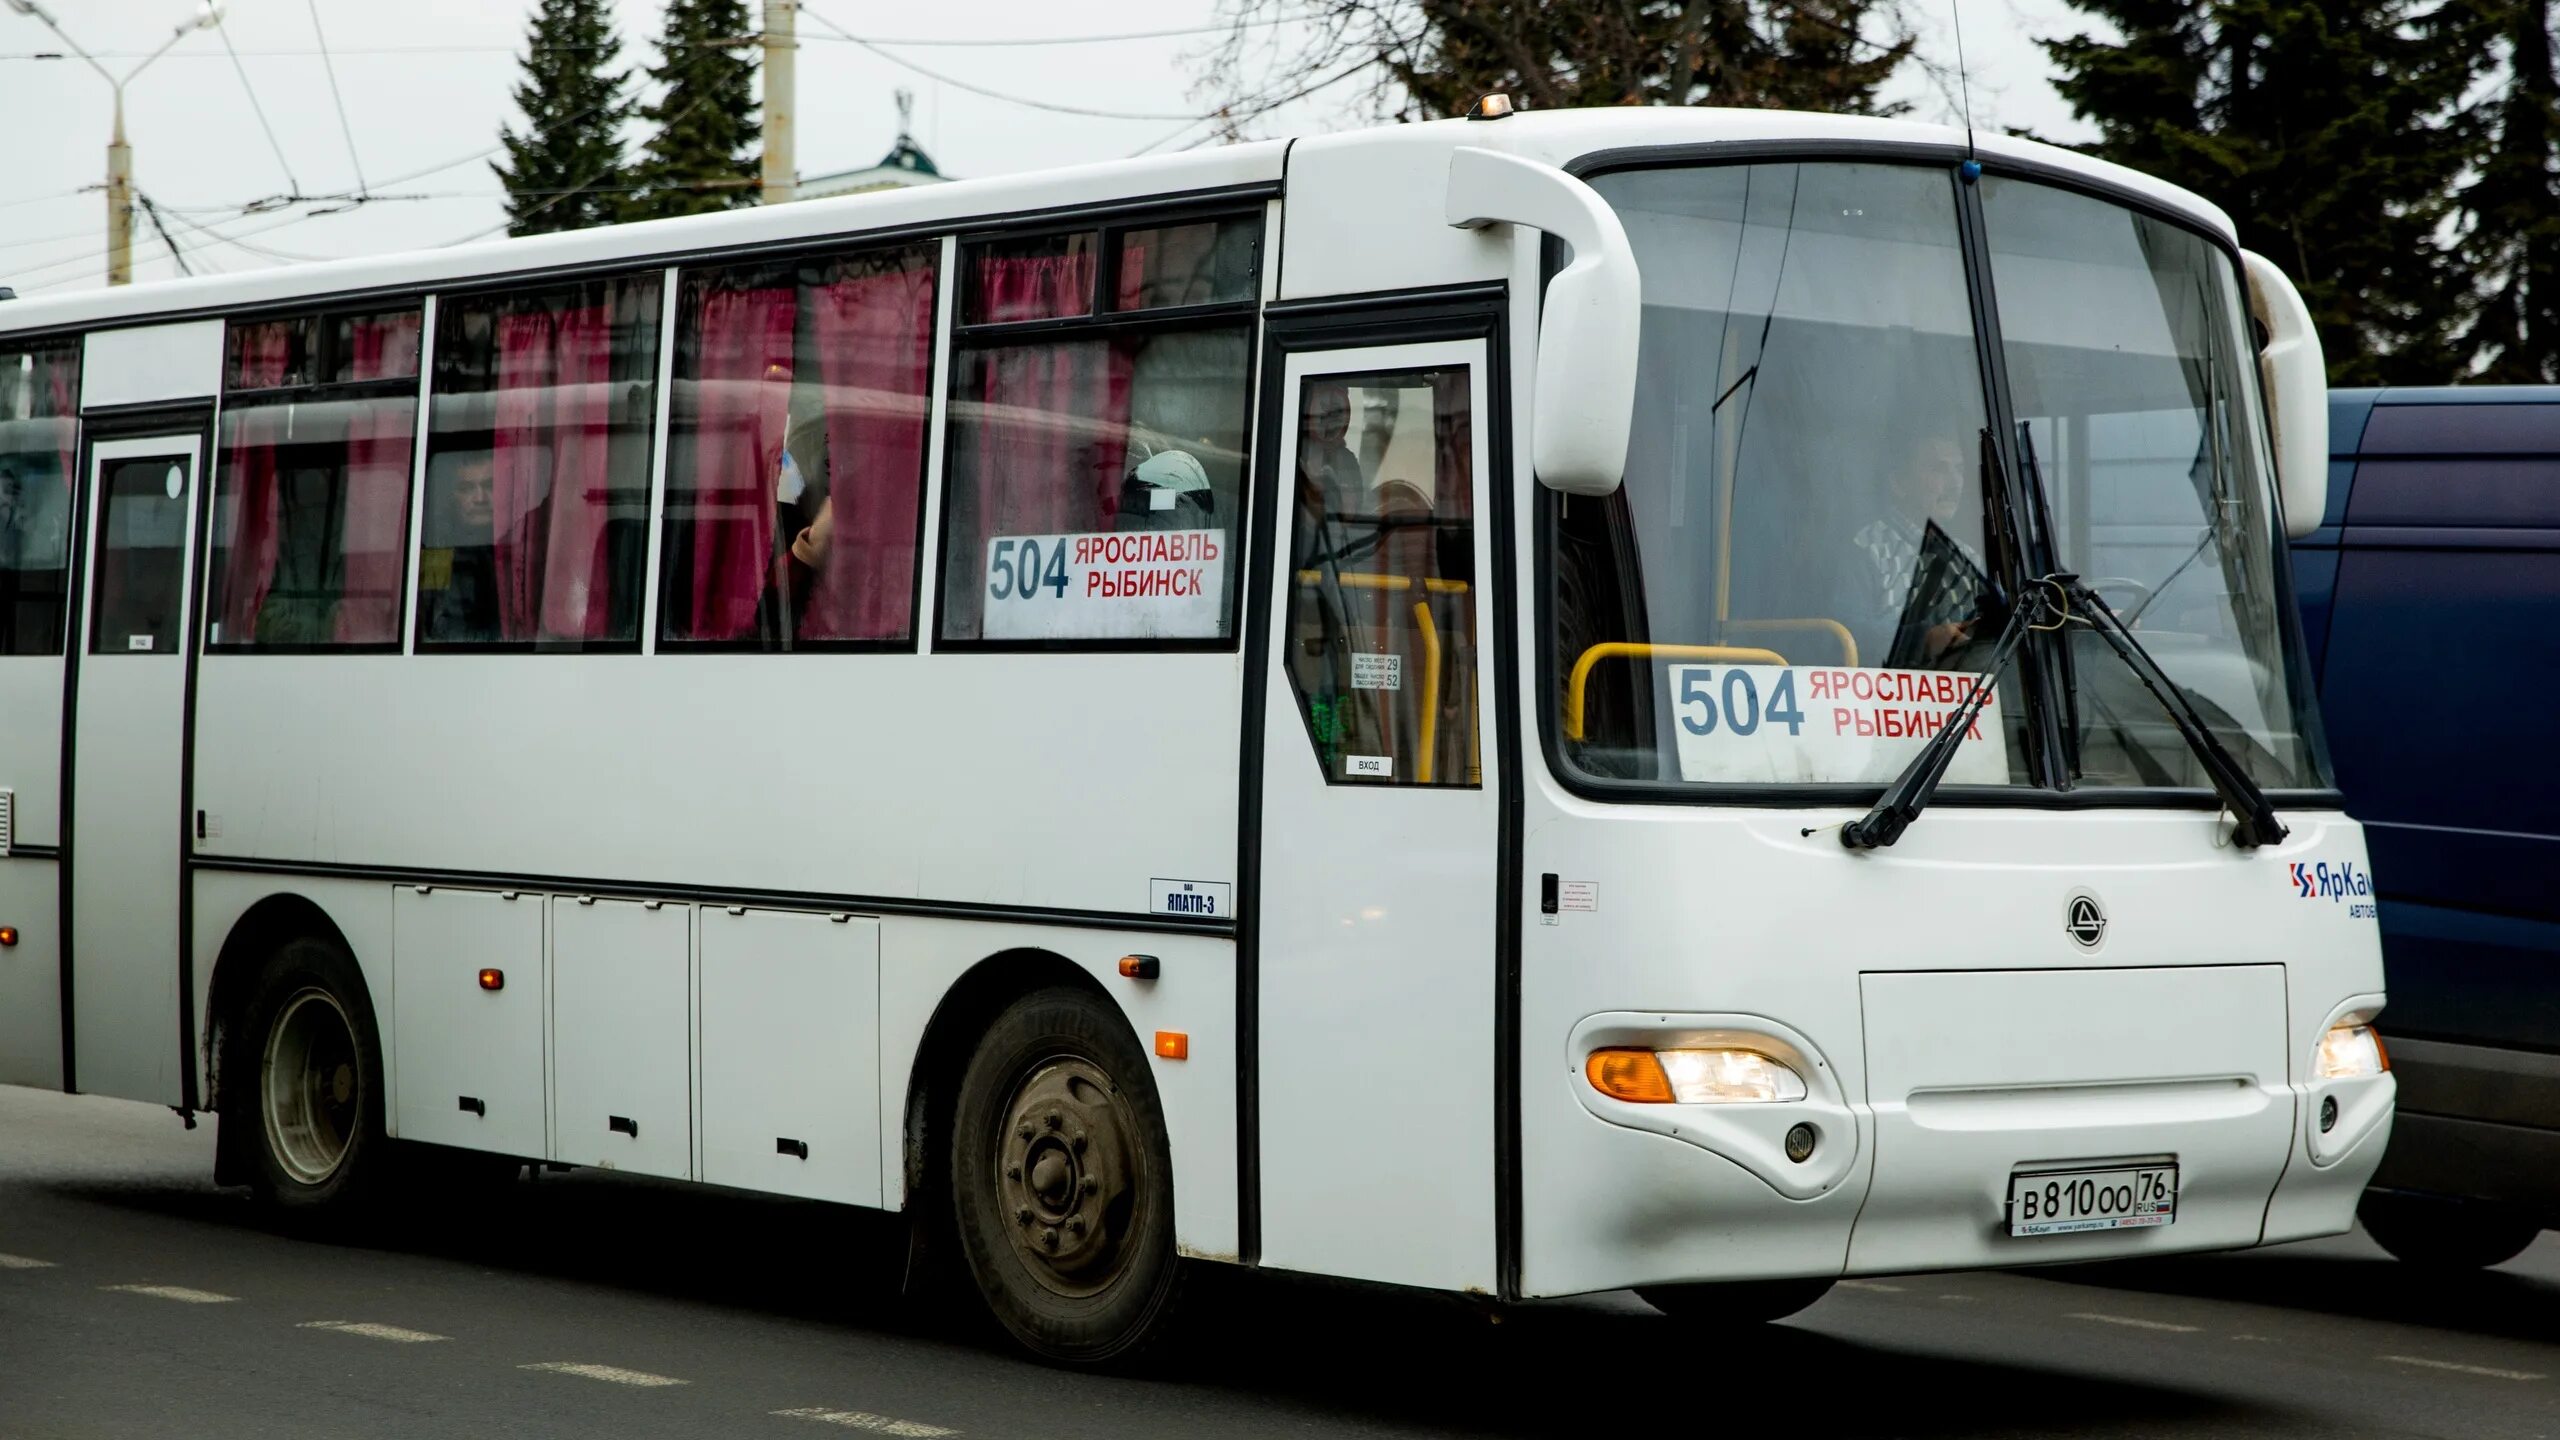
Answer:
[
  {"xmin": 67, "ymin": 430, "xmax": 205, "ymax": 1104},
  {"xmin": 1253, "ymin": 336, "xmax": 1502, "ymax": 1292}
]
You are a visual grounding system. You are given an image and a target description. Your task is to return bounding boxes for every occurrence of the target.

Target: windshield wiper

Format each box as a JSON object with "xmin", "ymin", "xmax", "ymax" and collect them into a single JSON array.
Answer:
[
  {"xmin": 2059, "ymin": 580, "xmax": 2289, "ymax": 849},
  {"xmin": 1839, "ymin": 579, "xmax": 2061, "ymax": 851}
]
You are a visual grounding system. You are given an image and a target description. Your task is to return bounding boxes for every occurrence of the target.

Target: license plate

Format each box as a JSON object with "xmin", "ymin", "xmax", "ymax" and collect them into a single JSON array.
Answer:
[{"xmin": 2007, "ymin": 1164, "xmax": 2177, "ymax": 1237}]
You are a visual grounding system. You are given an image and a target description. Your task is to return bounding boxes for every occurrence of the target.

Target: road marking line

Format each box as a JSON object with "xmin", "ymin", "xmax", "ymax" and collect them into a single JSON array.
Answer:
[
  {"xmin": 2232, "ymin": 1334, "xmax": 2277, "ymax": 1343},
  {"xmin": 2380, "ymin": 1354, "xmax": 2544, "ymax": 1382},
  {"xmin": 1938, "ymin": 1294, "xmax": 1977, "ymax": 1302},
  {"xmin": 772, "ymin": 1408, "xmax": 959, "ymax": 1436},
  {"xmin": 520, "ymin": 1362, "xmax": 688, "ymax": 1388},
  {"xmin": 0, "ymin": 1254, "xmax": 57, "ymax": 1269},
  {"xmin": 298, "ymin": 1320, "xmax": 447, "ymax": 1343},
  {"xmin": 1838, "ymin": 1279, "xmax": 1905, "ymax": 1292},
  {"xmin": 2067, "ymin": 1312, "xmax": 2199, "ymax": 1333},
  {"xmin": 101, "ymin": 1284, "xmax": 236, "ymax": 1304}
]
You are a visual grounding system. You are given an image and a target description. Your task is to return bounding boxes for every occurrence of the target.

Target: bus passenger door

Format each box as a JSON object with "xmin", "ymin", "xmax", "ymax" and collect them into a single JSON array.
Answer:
[
  {"xmin": 1253, "ymin": 338, "xmax": 1500, "ymax": 1292},
  {"xmin": 68, "ymin": 430, "xmax": 205, "ymax": 1103}
]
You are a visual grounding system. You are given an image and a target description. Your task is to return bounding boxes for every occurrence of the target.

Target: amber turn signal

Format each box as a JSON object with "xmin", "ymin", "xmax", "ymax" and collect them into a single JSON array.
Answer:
[
  {"xmin": 1585, "ymin": 1047, "xmax": 1676, "ymax": 1104},
  {"xmin": 1154, "ymin": 1030, "xmax": 1188, "ymax": 1060},
  {"xmin": 1118, "ymin": 954, "xmax": 1160, "ymax": 980},
  {"xmin": 0, "ymin": 925, "xmax": 17, "ymax": 948},
  {"xmin": 477, "ymin": 968, "xmax": 504, "ymax": 991}
]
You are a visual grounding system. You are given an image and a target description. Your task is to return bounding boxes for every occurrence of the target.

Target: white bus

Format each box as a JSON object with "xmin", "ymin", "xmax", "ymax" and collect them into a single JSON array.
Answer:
[{"xmin": 0, "ymin": 106, "xmax": 2393, "ymax": 1363}]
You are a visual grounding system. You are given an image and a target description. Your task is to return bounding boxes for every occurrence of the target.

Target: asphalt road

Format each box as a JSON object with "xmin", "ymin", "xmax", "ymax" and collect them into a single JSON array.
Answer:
[{"xmin": 3, "ymin": 1083, "xmax": 2555, "ymax": 1439}]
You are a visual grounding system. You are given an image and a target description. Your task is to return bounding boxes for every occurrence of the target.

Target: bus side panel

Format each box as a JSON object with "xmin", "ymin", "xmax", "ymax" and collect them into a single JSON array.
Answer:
[
  {"xmin": 0, "ymin": 626, "xmax": 64, "ymax": 1091},
  {"xmin": 0, "ymin": 859, "xmax": 62, "ymax": 1088},
  {"xmin": 189, "ymin": 654, "xmax": 1240, "ymax": 921},
  {"xmin": 190, "ymin": 872, "xmax": 397, "ymax": 1124},
  {"xmin": 875, "ymin": 920, "xmax": 1238, "ymax": 1261}
]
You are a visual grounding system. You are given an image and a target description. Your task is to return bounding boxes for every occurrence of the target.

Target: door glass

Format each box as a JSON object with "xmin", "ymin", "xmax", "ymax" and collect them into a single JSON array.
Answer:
[
  {"xmin": 91, "ymin": 454, "xmax": 191, "ymax": 654},
  {"xmin": 1285, "ymin": 367, "xmax": 1478, "ymax": 786}
]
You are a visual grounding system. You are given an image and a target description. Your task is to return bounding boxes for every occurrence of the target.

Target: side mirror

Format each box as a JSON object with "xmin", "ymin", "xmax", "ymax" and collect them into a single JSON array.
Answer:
[
  {"xmin": 2240, "ymin": 250, "xmax": 2329, "ymax": 540},
  {"xmin": 1446, "ymin": 147, "xmax": 1640, "ymax": 496}
]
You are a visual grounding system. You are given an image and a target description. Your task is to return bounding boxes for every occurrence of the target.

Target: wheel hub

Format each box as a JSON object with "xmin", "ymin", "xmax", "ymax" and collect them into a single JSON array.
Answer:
[
  {"xmin": 995, "ymin": 1057, "xmax": 1140, "ymax": 1297},
  {"xmin": 261, "ymin": 988, "xmax": 360, "ymax": 1187}
]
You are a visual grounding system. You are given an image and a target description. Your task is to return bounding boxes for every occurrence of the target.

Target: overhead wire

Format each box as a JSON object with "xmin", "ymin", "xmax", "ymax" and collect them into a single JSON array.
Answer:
[
  {"xmin": 217, "ymin": 14, "xmax": 301, "ymax": 196},
  {"xmin": 0, "ymin": 15, "xmax": 1319, "ymax": 61},
  {"xmin": 303, "ymin": 0, "xmax": 370, "ymax": 194},
  {"xmin": 798, "ymin": 5, "xmax": 1213, "ymax": 121}
]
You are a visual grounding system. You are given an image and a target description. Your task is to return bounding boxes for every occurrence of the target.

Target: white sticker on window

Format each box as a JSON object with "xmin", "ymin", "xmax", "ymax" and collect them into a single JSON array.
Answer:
[
  {"xmin": 1667, "ymin": 663, "xmax": 2011, "ymax": 785},
  {"xmin": 1559, "ymin": 880, "xmax": 1598, "ymax": 912},
  {"xmin": 981, "ymin": 530, "xmax": 1225, "ymax": 641},
  {"xmin": 1344, "ymin": 754, "xmax": 1393, "ymax": 778},
  {"xmin": 1351, "ymin": 652, "xmax": 1402, "ymax": 691},
  {"xmin": 128, "ymin": 634, "xmax": 155, "ymax": 652}
]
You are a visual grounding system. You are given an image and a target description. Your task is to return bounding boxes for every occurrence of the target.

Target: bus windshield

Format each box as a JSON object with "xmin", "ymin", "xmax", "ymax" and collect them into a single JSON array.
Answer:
[{"xmin": 1550, "ymin": 159, "xmax": 2328, "ymax": 798}]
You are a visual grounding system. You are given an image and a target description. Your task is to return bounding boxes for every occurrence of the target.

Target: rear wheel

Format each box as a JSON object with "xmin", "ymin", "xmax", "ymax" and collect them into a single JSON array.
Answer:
[
  {"xmin": 949, "ymin": 986, "xmax": 1181, "ymax": 1365},
  {"xmin": 233, "ymin": 936, "xmax": 389, "ymax": 1219},
  {"xmin": 1638, "ymin": 1277, "xmax": 1836, "ymax": 1325},
  {"xmin": 2360, "ymin": 1191, "xmax": 2542, "ymax": 1270}
]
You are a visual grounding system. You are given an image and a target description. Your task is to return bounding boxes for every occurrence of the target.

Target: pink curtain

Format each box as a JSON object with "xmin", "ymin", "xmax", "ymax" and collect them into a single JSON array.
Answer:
[
  {"xmin": 493, "ymin": 304, "xmax": 617, "ymax": 641},
  {"xmin": 333, "ymin": 312, "xmax": 420, "ymax": 642},
  {"xmin": 802, "ymin": 262, "xmax": 935, "ymax": 641},
  {"xmin": 679, "ymin": 285, "xmax": 795, "ymax": 641},
  {"xmin": 964, "ymin": 254, "xmax": 1133, "ymax": 581},
  {"xmin": 213, "ymin": 327, "xmax": 292, "ymax": 642},
  {"xmin": 973, "ymin": 249, "xmax": 1092, "ymax": 323}
]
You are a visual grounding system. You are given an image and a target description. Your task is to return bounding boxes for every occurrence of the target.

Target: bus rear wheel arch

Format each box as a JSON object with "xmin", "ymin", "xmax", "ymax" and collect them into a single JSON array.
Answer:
[
  {"xmin": 223, "ymin": 931, "xmax": 391, "ymax": 1219},
  {"xmin": 948, "ymin": 983, "xmax": 1183, "ymax": 1365}
]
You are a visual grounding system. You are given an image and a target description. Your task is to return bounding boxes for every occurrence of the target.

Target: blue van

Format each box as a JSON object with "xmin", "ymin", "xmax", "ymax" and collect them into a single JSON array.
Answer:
[{"xmin": 2295, "ymin": 387, "xmax": 2560, "ymax": 1267}]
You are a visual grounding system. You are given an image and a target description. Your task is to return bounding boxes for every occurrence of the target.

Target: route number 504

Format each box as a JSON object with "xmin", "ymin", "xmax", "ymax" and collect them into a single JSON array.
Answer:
[
  {"xmin": 989, "ymin": 537, "xmax": 1069, "ymax": 601},
  {"xmin": 1677, "ymin": 667, "xmax": 1806, "ymax": 738}
]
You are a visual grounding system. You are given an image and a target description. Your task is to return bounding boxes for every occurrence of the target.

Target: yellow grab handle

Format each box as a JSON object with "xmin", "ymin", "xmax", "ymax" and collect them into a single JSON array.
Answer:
[
  {"xmin": 1565, "ymin": 642, "xmax": 1787, "ymax": 742},
  {"xmin": 1296, "ymin": 569, "xmax": 1470, "ymax": 595},
  {"xmin": 1412, "ymin": 600, "xmax": 1441, "ymax": 784},
  {"xmin": 1723, "ymin": 617, "xmax": 1858, "ymax": 668}
]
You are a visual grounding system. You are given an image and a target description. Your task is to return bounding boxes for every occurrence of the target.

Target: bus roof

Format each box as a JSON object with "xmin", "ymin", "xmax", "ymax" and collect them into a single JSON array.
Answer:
[{"xmin": 0, "ymin": 107, "xmax": 2234, "ymax": 340}]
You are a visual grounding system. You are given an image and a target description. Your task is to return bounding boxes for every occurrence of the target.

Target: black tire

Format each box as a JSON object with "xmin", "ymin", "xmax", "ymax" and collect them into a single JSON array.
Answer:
[
  {"xmin": 949, "ymin": 985, "xmax": 1182, "ymax": 1365},
  {"xmin": 1638, "ymin": 1277, "xmax": 1836, "ymax": 1325},
  {"xmin": 2360, "ymin": 1191, "xmax": 2543, "ymax": 1270},
  {"xmin": 227, "ymin": 935, "xmax": 390, "ymax": 1221}
]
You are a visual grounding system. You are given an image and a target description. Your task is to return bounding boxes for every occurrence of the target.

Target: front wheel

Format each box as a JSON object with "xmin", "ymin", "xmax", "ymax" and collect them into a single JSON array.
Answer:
[
  {"xmin": 949, "ymin": 986, "xmax": 1182, "ymax": 1365},
  {"xmin": 232, "ymin": 935, "xmax": 389, "ymax": 1220},
  {"xmin": 1638, "ymin": 1277, "xmax": 1836, "ymax": 1325},
  {"xmin": 2360, "ymin": 1191, "xmax": 2542, "ymax": 1270}
]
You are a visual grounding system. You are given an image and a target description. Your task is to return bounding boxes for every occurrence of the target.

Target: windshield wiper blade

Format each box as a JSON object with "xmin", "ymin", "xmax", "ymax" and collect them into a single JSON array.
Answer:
[
  {"xmin": 1839, "ymin": 580, "xmax": 2060, "ymax": 851},
  {"xmin": 2061, "ymin": 582, "xmax": 2289, "ymax": 849}
]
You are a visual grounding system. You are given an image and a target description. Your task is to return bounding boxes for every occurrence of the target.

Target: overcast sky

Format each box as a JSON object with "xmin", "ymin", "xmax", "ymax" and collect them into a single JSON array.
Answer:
[{"xmin": 1, "ymin": 1, "xmax": 2099, "ymax": 298}]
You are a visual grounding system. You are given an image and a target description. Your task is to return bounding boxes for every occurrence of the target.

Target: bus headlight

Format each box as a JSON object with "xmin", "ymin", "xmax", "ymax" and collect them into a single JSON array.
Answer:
[
  {"xmin": 2315, "ymin": 1023, "xmax": 2389, "ymax": 1080},
  {"xmin": 1585, "ymin": 1047, "xmax": 1808, "ymax": 1104}
]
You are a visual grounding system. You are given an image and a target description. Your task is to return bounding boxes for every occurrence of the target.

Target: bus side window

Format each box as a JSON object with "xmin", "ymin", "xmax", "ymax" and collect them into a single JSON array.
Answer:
[
  {"xmin": 1285, "ymin": 367, "xmax": 1478, "ymax": 787},
  {"xmin": 657, "ymin": 243, "xmax": 938, "ymax": 650},
  {"xmin": 0, "ymin": 339, "xmax": 79, "ymax": 657}
]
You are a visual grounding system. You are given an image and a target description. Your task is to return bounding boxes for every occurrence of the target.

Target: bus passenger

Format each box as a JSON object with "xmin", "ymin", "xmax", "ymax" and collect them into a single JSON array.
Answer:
[
  {"xmin": 1115, "ymin": 448, "xmax": 1214, "ymax": 531},
  {"xmin": 421, "ymin": 450, "xmax": 501, "ymax": 643}
]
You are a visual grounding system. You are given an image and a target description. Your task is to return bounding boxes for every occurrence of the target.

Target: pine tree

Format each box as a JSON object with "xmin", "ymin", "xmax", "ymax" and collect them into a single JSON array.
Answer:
[
  {"xmin": 2044, "ymin": 2, "xmax": 2482, "ymax": 384},
  {"xmin": 623, "ymin": 0, "xmax": 761, "ymax": 222},
  {"xmin": 491, "ymin": 0, "xmax": 634, "ymax": 237},
  {"xmin": 2450, "ymin": 0, "xmax": 2560, "ymax": 382}
]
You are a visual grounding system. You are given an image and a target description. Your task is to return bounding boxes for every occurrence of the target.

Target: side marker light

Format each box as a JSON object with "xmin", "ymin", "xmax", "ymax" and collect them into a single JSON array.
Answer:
[
  {"xmin": 1118, "ymin": 955, "xmax": 1160, "ymax": 980},
  {"xmin": 0, "ymin": 925, "xmax": 17, "ymax": 948},
  {"xmin": 478, "ymin": 968, "xmax": 504, "ymax": 991},
  {"xmin": 1154, "ymin": 1030, "xmax": 1188, "ymax": 1060}
]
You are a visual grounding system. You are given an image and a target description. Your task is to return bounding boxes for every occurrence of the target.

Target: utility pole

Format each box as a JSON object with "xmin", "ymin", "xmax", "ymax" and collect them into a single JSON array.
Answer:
[
  {"xmin": 4, "ymin": 0, "xmax": 224, "ymax": 286},
  {"xmin": 107, "ymin": 93, "xmax": 134, "ymax": 285},
  {"xmin": 760, "ymin": 0, "xmax": 796, "ymax": 205}
]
